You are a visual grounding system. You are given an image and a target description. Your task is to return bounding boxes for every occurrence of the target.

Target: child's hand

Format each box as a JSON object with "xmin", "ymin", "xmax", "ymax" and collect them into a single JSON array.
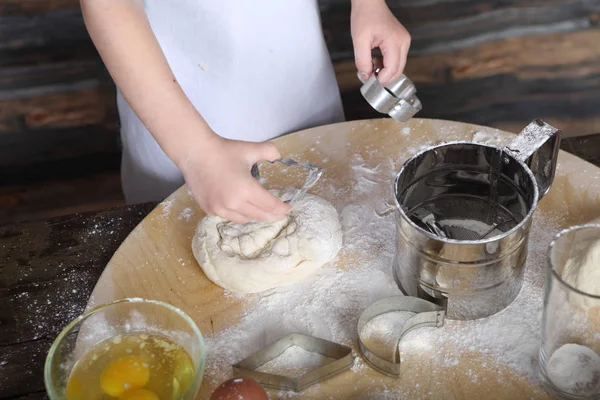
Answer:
[
  {"xmin": 351, "ymin": 0, "xmax": 411, "ymax": 87},
  {"xmin": 180, "ymin": 137, "xmax": 292, "ymax": 224}
]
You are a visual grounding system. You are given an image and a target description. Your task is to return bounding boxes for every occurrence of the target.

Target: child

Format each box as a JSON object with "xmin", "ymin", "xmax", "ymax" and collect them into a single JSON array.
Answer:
[{"xmin": 80, "ymin": 0, "xmax": 411, "ymax": 223}]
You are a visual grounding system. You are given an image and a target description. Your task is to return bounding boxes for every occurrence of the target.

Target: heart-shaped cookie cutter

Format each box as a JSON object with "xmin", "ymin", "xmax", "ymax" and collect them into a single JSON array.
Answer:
[{"xmin": 251, "ymin": 158, "xmax": 323, "ymax": 204}]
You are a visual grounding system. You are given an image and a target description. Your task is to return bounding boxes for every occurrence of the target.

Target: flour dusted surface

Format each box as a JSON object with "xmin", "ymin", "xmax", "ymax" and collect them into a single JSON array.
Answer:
[
  {"xmin": 256, "ymin": 345, "xmax": 335, "ymax": 378},
  {"xmin": 201, "ymin": 121, "xmax": 568, "ymax": 397}
]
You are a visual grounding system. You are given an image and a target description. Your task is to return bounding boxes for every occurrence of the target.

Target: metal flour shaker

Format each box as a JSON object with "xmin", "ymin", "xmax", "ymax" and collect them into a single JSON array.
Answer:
[{"xmin": 392, "ymin": 119, "xmax": 562, "ymax": 320}]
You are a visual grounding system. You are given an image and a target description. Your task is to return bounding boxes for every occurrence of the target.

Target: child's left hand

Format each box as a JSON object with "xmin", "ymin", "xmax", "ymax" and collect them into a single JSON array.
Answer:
[{"xmin": 351, "ymin": 0, "xmax": 411, "ymax": 87}]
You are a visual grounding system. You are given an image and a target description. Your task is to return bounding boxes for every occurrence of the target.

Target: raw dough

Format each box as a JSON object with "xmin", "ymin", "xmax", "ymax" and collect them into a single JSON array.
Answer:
[{"xmin": 192, "ymin": 189, "xmax": 342, "ymax": 293}]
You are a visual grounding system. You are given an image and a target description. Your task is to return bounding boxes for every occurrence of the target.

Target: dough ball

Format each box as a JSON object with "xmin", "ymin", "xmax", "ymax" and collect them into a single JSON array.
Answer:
[
  {"xmin": 546, "ymin": 343, "xmax": 600, "ymax": 396},
  {"xmin": 192, "ymin": 190, "xmax": 342, "ymax": 293}
]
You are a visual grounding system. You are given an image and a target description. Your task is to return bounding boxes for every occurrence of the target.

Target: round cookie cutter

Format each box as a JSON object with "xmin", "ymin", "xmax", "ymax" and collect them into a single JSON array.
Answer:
[
  {"xmin": 357, "ymin": 296, "xmax": 446, "ymax": 378},
  {"xmin": 358, "ymin": 58, "xmax": 422, "ymax": 122}
]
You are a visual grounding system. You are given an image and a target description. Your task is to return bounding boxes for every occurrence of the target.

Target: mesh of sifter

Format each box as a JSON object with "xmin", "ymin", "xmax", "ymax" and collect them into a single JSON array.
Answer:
[{"xmin": 397, "ymin": 144, "xmax": 536, "ymax": 242}]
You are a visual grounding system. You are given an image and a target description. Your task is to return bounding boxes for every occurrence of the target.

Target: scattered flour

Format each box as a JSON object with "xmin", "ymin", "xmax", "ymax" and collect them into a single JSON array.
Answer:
[
  {"xmin": 361, "ymin": 312, "xmax": 415, "ymax": 344},
  {"xmin": 405, "ymin": 141, "xmax": 434, "ymax": 157},
  {"xmin": 256, "ymin": 345, "xmax": 334, "ymax": 378},
  {"xmin": 472, "ymin": 130, "xmax": 507, "ymax": 146},
  {"xmin": 202, "ymin": 124, "xmax": 567, "ymax": 397},
  {"xmin": 161, "ymin": 198, "xmax": 174, "ymax": 217},
  {"xmin": 178, "ymin": 207, "xmax": 193, "ymax": 221},
  {"xmin": 405, "ymin": 211, "xmax": 563, "ymax": 381}
]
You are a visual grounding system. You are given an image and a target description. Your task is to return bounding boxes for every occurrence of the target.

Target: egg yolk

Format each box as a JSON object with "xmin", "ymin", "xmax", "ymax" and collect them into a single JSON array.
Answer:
[
  {"xmin": 100, "ymin": 356, "xmax": 150, "ymax": 397},
  {"xmin": 66, "ymin": 377, "xmax": 84, "ymax": 400},
  {"xmin": 119, "ymin": 388, "xmax": 160, "ymax": 400}
]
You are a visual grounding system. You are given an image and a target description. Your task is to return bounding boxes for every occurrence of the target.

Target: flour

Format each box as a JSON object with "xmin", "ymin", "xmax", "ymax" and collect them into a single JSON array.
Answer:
[
  {"xmin": 256, "ymin": 345, "xmax": 334, "ymax": 378},
  {"xmin": 546, "ymin": 343, "xmax": 600, "ymax": 396},
  {"xmin": 202, "ymin": 125, "xmax": 566, "ymax": 396},
  {"xmin": 472, "ymin": 130, "xmax": 506, "ymax": 147},
  {"xmin": 178, "ymin": 207, "xmax": 193, "ymax": 221},
  {"xmin": 204, "ymin": 155, "xmax": 401, "ymax": 386},
  {"xmin": 405, "ymin": 141, "xmax": 434, "ymax": 157},
  {"xmin": 360, "ymin": 312, "xmax": 415, "ymax": 360},
  {"xmin": 160, "ymin": 198, "xmax": 174, "ymax": 217}
]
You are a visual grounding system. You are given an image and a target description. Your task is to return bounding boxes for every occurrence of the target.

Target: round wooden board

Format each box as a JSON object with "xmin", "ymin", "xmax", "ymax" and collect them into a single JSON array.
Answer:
[{"xmin": 89, "ymin": 118, "xmax": 600, "ymax": 399}]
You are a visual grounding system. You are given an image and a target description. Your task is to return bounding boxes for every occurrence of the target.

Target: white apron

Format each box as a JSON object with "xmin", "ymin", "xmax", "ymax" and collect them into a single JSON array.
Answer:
[{"xmin": 118, "ymin": 0, "xmax": 345, "ymax": 204}]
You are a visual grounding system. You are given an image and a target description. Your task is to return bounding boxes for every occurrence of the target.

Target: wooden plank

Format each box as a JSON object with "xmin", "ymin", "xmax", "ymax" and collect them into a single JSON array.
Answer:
[
  {"xmin": 339, "ymin": 86, "xmax": 600, "ymax": 136},
  {"xmin": 0, "ymin": 43, "xmax": 99, "ymax": 69},
  {"xmin": 0, "ymin": 85, "xmax": 116, "ymax": 133},
  {"xmin": 493, "ymin": 117, "xmax": 600, "ymax": 138},
  {"xmin": 0, "ymin": 203, "xmax": 155, "ymax": 399},
  {"xmin": 561, "ymin": 133, "xmax": 600, "ymax": 166},
  {"xmin": 0, "ymin": 124, "xmax": 119, "ymax": 167},
  {"xmin": 0, "ymin": 60, "xmax": 110, "ymax": 93},
  {"xmin": 0, "ymin": 150, "xmax": 121, "ymax": 224},
  {"xmin": 333, "ymin": 29, "xmax": 600, "ymax": 136},
  {"xmin": 386, "ymin": 0, "xmax": 575, "ymax": 26},
  {"xmin": 0, "ymin": 340, "xmax": 51, "ymax": 398},
  {"xmin": 0, "ymin": 4, "xmax": 98, "ymax": 68},
  {"xmin": 0, "ymin": 202, "xmax": 155, "ymax": 296},
  {"xmin": 320, "ymin": 0, "xmax": 600, "ymax": 57},
  {"xmin": 1, "ymin": 151, "xmax": 121, "ymax": 185},
  {"xmin": 2, "ymin": 393, "xmax": 48, "ymax": 400},
  {"xmin": 0, "ymin": 9, "xmax": 87, "ymax": 51},
  {"xmin": 334, "ymin": 29, "xmax": 600, "ymax": 90},
  {"xmin": 0, "ymin": 169, "xmax": 124, "ymax": 225},
  {"xmin": 0, "ymin": 0, "xmax": 79, "ymax": 16}
]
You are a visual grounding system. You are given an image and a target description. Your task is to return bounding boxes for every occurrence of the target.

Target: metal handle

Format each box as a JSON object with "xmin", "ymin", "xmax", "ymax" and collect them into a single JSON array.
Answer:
[{"xmin": 504, "ymin": 119, "xmax": 562, "ymax": 200}]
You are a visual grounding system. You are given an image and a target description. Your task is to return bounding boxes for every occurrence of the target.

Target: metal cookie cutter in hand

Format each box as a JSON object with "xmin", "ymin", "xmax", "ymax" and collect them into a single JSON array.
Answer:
[
  {"xmin": 358, "ymin": 59, "xmax": 422, "ymax": 122},
  {"xmin": 232, "ymin": 333, "xmax": 354, "ymax": 392},
  {"xmin": 251, "ymin": 158, "xmax": 323, "ymax": 203},
  {"xmin": 357, "ymin": 296, "xmax": 446, "ymax": 378}
]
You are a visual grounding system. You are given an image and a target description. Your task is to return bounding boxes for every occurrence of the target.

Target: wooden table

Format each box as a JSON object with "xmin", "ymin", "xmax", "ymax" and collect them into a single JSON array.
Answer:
[
  {"xmin": 0, "ymin": 203, "xmax": 156, "ymax": 399},
  {"xmin": 1, "ymin": 129, "xmax": 600, "ymax": 400}
]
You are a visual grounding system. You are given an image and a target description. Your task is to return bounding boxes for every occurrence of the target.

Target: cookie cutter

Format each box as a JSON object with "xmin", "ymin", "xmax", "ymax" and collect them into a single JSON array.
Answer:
[
  {"xmin": 250, "ymin": 158, "xmax": 323, "ymax": 203},
  {"xmin": 357, "ymin": 296, "xmax": 446, "ymax": 378},
  {"xmin": 358, "ymin": 58, "xmax": 422, "ymax": 122},
  {"xmin": 232, "ymin": 332, "xmax": 354, "ymax": 392}
]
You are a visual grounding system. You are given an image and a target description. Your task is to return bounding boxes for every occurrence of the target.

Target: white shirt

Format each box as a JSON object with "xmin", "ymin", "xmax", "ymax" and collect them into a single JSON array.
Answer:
[{"xmin": 119, "ymin": 0, "xmax": 345, "ymax": 203}]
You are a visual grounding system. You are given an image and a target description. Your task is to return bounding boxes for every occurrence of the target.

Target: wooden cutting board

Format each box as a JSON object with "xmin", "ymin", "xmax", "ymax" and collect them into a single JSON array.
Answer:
[{"xmin": 88, "ymin": 118, "xmax": 600, "ymax": 399}]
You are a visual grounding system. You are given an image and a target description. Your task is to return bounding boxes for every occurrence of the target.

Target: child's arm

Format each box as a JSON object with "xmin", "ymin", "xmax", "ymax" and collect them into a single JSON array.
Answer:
[
  {"xmin": 80, "ymin": 0, "xmax": 290, "ymax": 223},
  {"xmin": 351, "ymin": 0, "xmax": 411, "ymax": 86}
]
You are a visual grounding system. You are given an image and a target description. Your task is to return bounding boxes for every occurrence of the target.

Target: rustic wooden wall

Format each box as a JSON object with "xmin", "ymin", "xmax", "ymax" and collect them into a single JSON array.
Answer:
[
  {"xmin": 1, "ymin": 0, "xmax": 599, "ymax": 224},
  {"xmin": 0, "ymin": 0, "xmax": 122, "ymax": 223},
  {"xmin": 320, "ymin": 0, "xmax": 600, "ymax": 134}
]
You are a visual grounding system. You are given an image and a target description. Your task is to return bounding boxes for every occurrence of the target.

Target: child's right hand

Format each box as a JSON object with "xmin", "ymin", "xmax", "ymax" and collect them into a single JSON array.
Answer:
[{"xmin": 179, "ymin": 136, "xmax": 292, "ymax": 224}]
